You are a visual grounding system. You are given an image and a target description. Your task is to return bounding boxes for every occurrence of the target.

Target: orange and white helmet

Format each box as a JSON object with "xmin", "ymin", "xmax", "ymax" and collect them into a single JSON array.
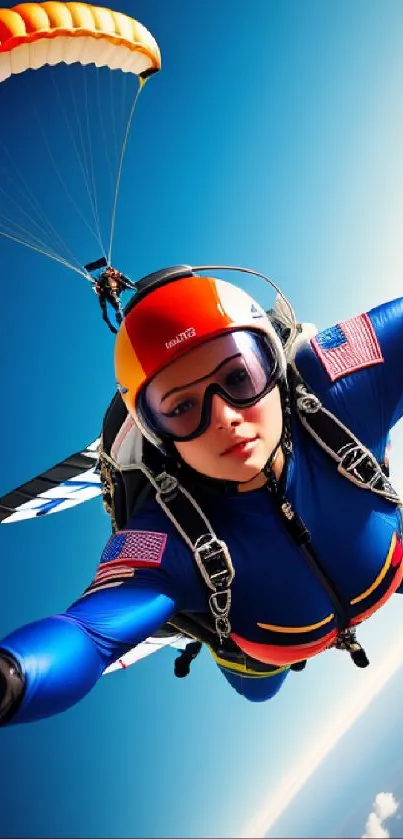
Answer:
[{"xmin": 114, "ymin": 267, "xmax": 287, "ymax": 444}]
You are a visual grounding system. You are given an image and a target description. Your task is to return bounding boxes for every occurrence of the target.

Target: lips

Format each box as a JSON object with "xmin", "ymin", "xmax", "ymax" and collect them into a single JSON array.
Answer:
[{"xmin": 221, "ymin": 436, "xmax": 258, "ymax": 456}]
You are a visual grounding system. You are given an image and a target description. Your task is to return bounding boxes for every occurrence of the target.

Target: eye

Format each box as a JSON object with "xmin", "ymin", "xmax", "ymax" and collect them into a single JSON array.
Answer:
[
  {"xmin": 164, "ymin": 398, "xmax": 196, "ymax": 418},
  {"xmin": 225, "ymin": 367, "xmax": 250, "ymax": 388}
]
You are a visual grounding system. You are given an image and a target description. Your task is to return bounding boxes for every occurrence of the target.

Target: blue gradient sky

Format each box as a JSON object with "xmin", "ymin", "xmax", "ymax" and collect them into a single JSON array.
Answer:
[{"xmin": 2, "ymin": 1, "xmax": 403, "ymax": 837}]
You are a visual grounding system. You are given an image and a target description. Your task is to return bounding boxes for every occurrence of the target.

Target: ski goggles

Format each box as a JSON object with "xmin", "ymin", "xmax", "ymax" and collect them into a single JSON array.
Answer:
[{"xmin": 137, "ymin": 330, "xmax": 282, "ymax": 442}]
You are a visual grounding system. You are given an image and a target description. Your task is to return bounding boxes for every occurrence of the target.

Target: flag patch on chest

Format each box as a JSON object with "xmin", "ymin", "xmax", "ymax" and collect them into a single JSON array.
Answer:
[
  {"xmin": 311, "ymin": 313, "xmax": 383, "ymax": 381},
  {"xmin": 100, "ymin": 530, "xmax": 167, "ymax": 568}
]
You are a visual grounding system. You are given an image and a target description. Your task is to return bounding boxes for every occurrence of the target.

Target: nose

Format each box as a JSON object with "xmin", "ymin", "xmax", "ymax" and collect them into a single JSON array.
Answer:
[{"xmin": 210, "ymin": 393, "xmax": 243, "ymax": 428}]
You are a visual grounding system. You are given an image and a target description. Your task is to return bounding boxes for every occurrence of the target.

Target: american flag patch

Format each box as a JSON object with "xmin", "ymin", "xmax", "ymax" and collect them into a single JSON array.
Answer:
[
  {"xmin": 81, "ymin": 563, "xmax": 135, "ymax": 598},
  {"xmin": 100, "ymin": 530, "xmax": 167, "ymax": 569},
  {"xmin": 311, "ymin": 313, "xmax": 383, "ymax": 382}
]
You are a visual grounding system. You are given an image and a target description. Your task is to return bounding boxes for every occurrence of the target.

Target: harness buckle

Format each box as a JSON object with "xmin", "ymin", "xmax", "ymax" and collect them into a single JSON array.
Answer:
[
  {"xmin": 338, "ymin": 444, "xmax": 401, "ymax": 504},
  {"xmin": 209, "ymin": 590, "xmax": 232, "ymax": 640},
  {"xmin": 295, "ymin": 384, "xmax": 321, "ymax": 414},
  {"xmin": 209, "ymin": 588, "xmax": 232, "ymax": 617},
  {"xmin": 194, "ymin": 535, "xmax": 235, "ymax": 592},
  {"xmin": 214, "ymin": 615, "xmax": 232, "ymax": 643},
  {"xmin": 155, "ymin": 471, "xmax": 179, "ymax": 502},
  {"xmin": 193, "ymin": 536, "xmax": 234, "ymax": 640}
]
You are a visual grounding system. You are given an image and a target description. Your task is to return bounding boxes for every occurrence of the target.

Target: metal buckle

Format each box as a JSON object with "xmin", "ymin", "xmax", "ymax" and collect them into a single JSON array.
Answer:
[
  {"xmin": 209, "ymin": 568, "xmax": 233, "ymax": 586},
  {"xmin": 194, "ymin": 536, "xmax": 234, "ymax": 641},
  {"xmin": 209, "ymin": 589, "xmax": 232, "ymax": 616},
  {"xmin": 155, "ymin": 471, "xmax": 179, "ymax": 502},
  {"xmin": 339, "ymin": 444, "xmax": 377, "ymax": 484},
  {"xmin": 295, "ymin": 384, "xmax": 321, "ymax": 414},
  {"xmin": 194, "ymin": 535, "xmax": 235, "ymax": 592},
  {"xmin": 215, "ymin": 615, "xmax": 232, "ymax": 643},
  {"xmin": 338, "ymin": 443, "xmax": 401, "ymax": 504}
]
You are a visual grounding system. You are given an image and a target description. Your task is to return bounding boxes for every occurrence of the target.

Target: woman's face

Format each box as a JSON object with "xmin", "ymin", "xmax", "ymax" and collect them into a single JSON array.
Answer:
[{"xmin": 144, "ymin": 332, "xmax": 284, "ymax": 488}]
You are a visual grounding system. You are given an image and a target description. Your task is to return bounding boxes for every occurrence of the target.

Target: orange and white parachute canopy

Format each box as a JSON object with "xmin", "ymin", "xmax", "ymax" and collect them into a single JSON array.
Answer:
[
  {"xmin": 0, "ymin": 3, "xmax": 161, "ymax": 277},
  {"xmin": 0, "ymin": 2, "xmax": 161, "ymax": 82}
]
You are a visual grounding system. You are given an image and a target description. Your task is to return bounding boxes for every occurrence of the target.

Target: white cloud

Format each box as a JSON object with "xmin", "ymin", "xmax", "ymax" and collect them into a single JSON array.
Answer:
[
  {"xmin": 375, "ymin": 793, "xmax": 400, "ymax": 821},
  {"xmin": 362, "ymin": 792, "xmax": 400, "ymax": 838},
  {"xmin": 362, "ymin": 812, "xmax": 389, "ymax": 838}
]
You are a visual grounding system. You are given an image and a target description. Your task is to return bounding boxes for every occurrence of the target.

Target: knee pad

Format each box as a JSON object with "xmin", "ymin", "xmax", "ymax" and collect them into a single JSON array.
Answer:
[{"xmin": 0, "ymin": 650, "xmax": 25, "ymax": 725}]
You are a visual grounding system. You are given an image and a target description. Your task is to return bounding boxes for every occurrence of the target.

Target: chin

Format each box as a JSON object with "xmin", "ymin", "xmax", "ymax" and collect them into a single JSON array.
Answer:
[
  {"xmin": 237, "ymin": 464, "xmax": 264, "ymax": 483},
  {"xmin": 221, "ymin": 460, "xmax": 264, "ymax": 484}
]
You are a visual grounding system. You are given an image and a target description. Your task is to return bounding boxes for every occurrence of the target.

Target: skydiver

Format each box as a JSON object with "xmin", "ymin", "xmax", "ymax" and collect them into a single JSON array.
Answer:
[
  {"xmin": 2, "ymin": 267, "xmax": 403, "ymax": 725},
  {"xmin": 93, "ymin": 266, "xmax": 129, "ymax": 334}
]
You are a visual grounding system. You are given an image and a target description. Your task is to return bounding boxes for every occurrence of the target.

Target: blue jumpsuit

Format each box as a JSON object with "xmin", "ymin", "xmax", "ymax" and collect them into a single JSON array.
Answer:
[{"xmin": 2, "ymin": 297, "xmax": 403, "ymax": 724}]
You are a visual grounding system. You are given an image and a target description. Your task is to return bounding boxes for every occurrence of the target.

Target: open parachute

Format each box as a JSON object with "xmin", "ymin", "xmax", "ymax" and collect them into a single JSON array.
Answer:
[{"xmin": 0, "ymin": 2, "xmax": 161, "ymax": 282}]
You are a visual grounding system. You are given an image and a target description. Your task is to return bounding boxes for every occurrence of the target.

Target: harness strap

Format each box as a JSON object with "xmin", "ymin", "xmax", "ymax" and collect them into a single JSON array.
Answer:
[
  {"xmin": 264, "ymin": 469, "xmax": 370, "ymax": 668},
  {"xmin": 127, "ymin": 464, "xmax": 235, "ymax": 643},
  {"xmin": 292, "ymin": 372, "xmax": 401, "ymax": 506}
]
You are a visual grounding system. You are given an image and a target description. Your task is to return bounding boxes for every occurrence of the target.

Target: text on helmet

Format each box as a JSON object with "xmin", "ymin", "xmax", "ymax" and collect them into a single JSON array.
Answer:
[{"xmin": 165, "ymin": 327, "xmax": 196, "ymax": 350}]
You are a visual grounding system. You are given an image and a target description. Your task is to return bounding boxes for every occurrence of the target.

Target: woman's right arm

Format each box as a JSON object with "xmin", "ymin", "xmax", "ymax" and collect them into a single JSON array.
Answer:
[{"xmin": 0, "ymin": 580, "xmax": 178, "ymax": 726}]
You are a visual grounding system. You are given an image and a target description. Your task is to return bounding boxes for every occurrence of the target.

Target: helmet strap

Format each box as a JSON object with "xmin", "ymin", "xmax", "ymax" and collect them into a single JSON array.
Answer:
[{"xmin": 262, "ymin": 374, "xmax": 293, "ymax": 495}]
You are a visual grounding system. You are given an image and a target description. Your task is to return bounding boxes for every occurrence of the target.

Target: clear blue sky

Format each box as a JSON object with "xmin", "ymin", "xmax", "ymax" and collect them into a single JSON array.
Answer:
[{"xmin": 1, "ymin": 1, "xmax": 403, "ymax": 837}]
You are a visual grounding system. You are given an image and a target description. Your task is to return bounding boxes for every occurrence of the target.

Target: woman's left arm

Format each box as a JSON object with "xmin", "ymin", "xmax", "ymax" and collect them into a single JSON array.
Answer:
[{"xmin": 296, "ymin": 297, "xmax": 403, "ymax": 459}]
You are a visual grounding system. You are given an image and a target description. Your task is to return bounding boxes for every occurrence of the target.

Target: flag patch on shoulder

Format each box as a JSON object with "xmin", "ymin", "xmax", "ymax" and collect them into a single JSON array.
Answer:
[
  {"xmin": 311, "ymin": 313, "xmax": 383, "ymax": 382},
  {"xmin": 80, "ymin": 563, "xmax": 136, "ymax": 598},
  {"xmin": 100, "ymin": 530, "xmax": 167, "ymax": 569}
]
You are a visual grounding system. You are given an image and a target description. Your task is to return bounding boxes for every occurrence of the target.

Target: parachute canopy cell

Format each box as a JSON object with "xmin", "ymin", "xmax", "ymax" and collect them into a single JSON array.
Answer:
[{"xmin": 0, "ymin": 2, "xmax": 161, "ymax": 83}]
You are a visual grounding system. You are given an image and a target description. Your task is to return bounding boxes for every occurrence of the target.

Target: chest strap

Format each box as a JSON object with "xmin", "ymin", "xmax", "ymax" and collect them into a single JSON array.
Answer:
[{"xmin": 263, "ymin": 469, "xmax": 370, "ymax": 668}]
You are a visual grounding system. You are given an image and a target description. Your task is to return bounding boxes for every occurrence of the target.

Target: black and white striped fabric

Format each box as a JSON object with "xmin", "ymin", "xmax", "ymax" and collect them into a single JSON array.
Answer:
[{"xmin": 0, "ymin": 439, "xmax": 102, "ymax": 524}]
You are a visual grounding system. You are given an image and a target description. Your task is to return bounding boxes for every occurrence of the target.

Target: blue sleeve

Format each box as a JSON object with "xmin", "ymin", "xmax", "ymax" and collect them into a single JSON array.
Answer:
[
  {"xmin": 0, "ymin": 582, "xmax": 178, "ymax": 724},
  {"xmin": 369, "ymin": 298, "xmax": 403, "ymax": 429},
  {"xmin": 296, "ymin": 297, "xmax": 403, "ymax": 461}
]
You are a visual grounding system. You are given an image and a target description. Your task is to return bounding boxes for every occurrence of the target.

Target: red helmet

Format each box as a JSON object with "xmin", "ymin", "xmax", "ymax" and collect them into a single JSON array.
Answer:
[{"xmin": 114, "ymin": 272, "xmax": 286, "ymax": 438}]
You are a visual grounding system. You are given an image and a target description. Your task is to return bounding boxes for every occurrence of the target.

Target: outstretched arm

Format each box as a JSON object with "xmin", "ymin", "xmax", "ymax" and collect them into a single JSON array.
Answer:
[{"xmin": 0, "ymin": 582, "xmax": 177, "ymax": 725}]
